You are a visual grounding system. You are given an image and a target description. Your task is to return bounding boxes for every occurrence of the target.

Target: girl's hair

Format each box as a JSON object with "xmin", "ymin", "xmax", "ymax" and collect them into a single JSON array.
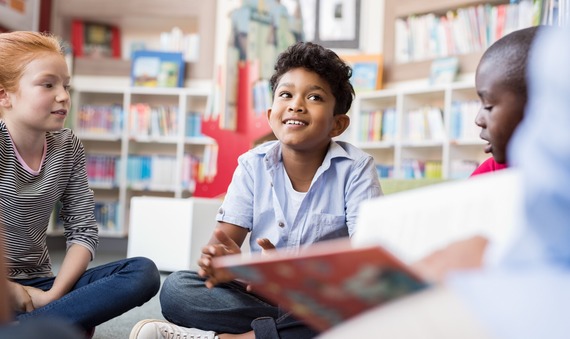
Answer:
[
  {"xmin": 269, "ymin": 42, "xmax": 355, "ymax": 115},
  {"xmin": 0, "ymin": 31, "xmax": 63, "ymax": 93}
]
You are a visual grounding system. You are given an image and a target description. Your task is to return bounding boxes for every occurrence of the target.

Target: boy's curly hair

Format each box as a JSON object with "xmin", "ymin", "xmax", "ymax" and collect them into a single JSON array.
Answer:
[{"xmin": 269, "ymin": 42, "xmax": 355, "ymax": 115}]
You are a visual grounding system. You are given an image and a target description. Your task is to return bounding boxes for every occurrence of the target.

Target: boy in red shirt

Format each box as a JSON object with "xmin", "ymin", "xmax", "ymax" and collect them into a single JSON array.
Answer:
[{"xmin": 471, "ymin": 26, "xmax": 539, "ymax": 176}]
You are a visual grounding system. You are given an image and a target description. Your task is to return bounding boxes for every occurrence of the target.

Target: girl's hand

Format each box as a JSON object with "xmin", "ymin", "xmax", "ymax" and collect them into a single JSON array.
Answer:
[
  {"xmin": 198, "ymin": 228, "xmax": 242, "ymax": 288},
  {"xmin": 7, "ymin": 281, "xmax": 34, "ymax": 312},
  {"xmin": 22, "ymin": 286, "xmax": 56, "ymax": 309}
]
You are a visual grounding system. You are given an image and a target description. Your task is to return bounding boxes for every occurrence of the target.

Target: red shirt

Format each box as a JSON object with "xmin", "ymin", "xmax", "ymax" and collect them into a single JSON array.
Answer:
[{"xmin": 470, "ymin": 157, "xmax": 508, "ymax": 177}]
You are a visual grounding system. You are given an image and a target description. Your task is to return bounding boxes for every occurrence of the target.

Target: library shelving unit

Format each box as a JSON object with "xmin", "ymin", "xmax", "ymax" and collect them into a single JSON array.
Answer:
[
  {"xmin": 383, "ymin": 0, "xmax": 521, "ymax": 83},
  {"xmin": 48, "ymin": 85, "xmax": 215, "ymax": 237},
  {"xmin": 351, "ymin": 82, "xmax": 488, "ymax": 180}
]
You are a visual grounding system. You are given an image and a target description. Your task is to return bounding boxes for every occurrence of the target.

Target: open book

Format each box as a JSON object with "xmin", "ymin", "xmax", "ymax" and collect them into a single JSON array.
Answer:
[
  {"xmin": 213, "ymin": 238, "xmax": 428, "ymax": 331},
  {"xmin": 213, "ymin": 169, "xmax": 522, "ymax": 331}
]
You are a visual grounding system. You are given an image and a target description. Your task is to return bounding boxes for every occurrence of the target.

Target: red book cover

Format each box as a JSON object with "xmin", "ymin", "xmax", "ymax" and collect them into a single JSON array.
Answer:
[
  {"xmin": 213, "ymin": 238, "xmax": 428, "ymax": 331},
  {"xmin": 71, "ymin": 19, "xmax": 121, "ymax": 58}
]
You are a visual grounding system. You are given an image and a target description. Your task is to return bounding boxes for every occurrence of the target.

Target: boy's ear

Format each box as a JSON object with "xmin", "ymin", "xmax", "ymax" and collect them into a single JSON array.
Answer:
[
  {"xmin": 0, "ymin": 89, "xmax": 11, "ymax": 108},
  {"xmin": 266, "ymin": 108, "xmax": 272, "ymax": 121},
  {"xmin": 330, "ymin": 114, "xmax": 350, "ymax": 138}
]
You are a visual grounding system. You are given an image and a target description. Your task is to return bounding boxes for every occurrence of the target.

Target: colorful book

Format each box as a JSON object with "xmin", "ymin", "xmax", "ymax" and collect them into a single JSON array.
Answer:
[
  {"xmin": 213, "ymin": 238, "xmax": 428, "ymax": 332},
  {"xmin": 71, "ymin": 19, "xmax": 121, "ymax": 58}
]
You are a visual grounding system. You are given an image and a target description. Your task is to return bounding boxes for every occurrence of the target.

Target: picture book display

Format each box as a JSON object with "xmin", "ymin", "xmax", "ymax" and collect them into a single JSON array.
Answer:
[
  {"xmin": 213, "ymin": 238, "xmax": 428, "ymax": 331},
  {"xmin": 131, "ymin": 50, "xmax": 185, "ymax": 88},
  {"xmin": 341, "ymin": 54, "xmax": 383, "ymax": 91}
]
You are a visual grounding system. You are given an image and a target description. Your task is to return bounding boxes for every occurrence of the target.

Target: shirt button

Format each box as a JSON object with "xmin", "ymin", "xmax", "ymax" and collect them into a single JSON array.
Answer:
[
  {"xmin": 278, "ymin": 221, "xmax": 285, "ymax": 228},
  {"xmin": 218, "ymin": 208, "xmax": 224, "ymax": 214}
]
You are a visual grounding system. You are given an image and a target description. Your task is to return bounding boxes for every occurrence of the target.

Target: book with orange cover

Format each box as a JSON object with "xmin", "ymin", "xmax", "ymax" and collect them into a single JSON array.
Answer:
[{"xmin": 212, "ymin": 238, "xmax": 428, "ymax": 331}]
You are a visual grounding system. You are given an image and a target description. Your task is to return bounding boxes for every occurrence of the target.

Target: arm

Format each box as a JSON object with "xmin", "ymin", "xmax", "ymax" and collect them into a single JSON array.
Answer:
[
  {"xmin": 1, "ymin": 231, "xmax": 34, "ymax": 319},
  {"xmin": 24, "ymin": 135, "xmax": 98, "ymax": 308},
  {"xmin": 346, "ymin": 156, "xmax": 383, "ymax": 235},
  {"xmin": 24, "ymin": 244, "xmax": 91, "ymax": 308},
  {"xmin": 0, "ymin": 233, "xmax": 12, "ymax": 322},
  {"xmin": 410, "ymin": 235, "xmax": 489, "ymax": 283}
]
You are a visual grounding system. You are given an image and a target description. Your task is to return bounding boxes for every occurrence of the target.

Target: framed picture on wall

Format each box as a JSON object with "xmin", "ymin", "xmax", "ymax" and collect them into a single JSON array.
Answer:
[
  {"xmin": 131, "ymin": 51, "xmax": 185, "ymax": 88},
  {"xmin": 342, "ymin": 54, "xmax": 383, "ymax": 91},
  {"xmin": 296, "ymin": 0, "xmax": 361, "ymax": 49},
  {"xmin": 0, "ymin": 0, "xmax": 41, "ymax": 31}
]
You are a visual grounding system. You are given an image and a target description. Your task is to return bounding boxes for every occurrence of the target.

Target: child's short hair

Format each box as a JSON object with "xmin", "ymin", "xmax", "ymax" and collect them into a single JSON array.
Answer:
[
  {"xmin": 269, "ymin": 42, "xmax": 355, "ymax": 115},
  {"xmin": 0, "ymin": 31, "xmax": 63, "ymax": 93},
  {"xmin": 479, "ymin": 26, "xmax": 541, "ymax": 100}
]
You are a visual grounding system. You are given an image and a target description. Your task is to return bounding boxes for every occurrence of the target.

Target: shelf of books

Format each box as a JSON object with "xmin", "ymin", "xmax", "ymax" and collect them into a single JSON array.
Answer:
[
  {"xmin": 55, "ymin": 85, "xmax": 215, "ymax": 236},
  {"xmin": 383, "ymin": 0, "xmax": 540, "ymax": 83},
  {"xmin": 351, "ymin": 82, "xmax": 488, "ymax": 181}
]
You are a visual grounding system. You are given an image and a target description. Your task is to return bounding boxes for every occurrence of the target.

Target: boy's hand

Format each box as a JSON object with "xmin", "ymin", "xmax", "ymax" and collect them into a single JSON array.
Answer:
[
  {"xmin": 7, "ymin": 281, "xmax": 34, "ymax": 312},
  {"xmin": 411, "ymin": 235, "xmax": 488, "ymax": 283},
  {"xmin": 256, "ymin": 238, "xmax": 276, "ymax": 254},
  {"xmin": 198, "ymin": 228, "xmax": 242, "ymax": 288},
  {"xmin": 243, "ymin": 238, "xmax": 276, "ymax": 293}
]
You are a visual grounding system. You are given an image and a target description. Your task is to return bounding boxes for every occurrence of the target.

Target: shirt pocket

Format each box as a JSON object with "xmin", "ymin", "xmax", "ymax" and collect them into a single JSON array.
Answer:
[{"xmin": 310, "ymin": 213, "xmax": 348, "ymax": 242}]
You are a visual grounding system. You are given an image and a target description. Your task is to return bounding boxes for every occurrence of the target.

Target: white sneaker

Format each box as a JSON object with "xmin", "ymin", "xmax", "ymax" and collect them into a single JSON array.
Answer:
[{"xmin": 129, "ymin": 319, "xmax": 217, "ymax": 339}]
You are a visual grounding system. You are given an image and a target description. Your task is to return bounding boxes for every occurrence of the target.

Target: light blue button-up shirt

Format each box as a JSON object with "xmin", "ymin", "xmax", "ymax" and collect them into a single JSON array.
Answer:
[{"xmin": 216, "ymin": 140, "xmax": 382, "ymax": 253}]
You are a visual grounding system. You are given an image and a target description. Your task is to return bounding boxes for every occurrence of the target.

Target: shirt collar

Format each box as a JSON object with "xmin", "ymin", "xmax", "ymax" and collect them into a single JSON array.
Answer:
[{"xmin": 256, "ymin": 140, "xmax": 353, "ymax": 170}]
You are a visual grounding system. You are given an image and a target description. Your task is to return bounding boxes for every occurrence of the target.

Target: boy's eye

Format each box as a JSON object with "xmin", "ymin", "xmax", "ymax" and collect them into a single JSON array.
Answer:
[
  {"xmin": 279, "ymin": 92, "xmax": 291, "ymax": 98},
  {"xmin": 483, "ymin": 105, "xmax": 493, "ymax": 111},
  {"xmin": 64, "ymin": 85, "xmax": 72, "ymax": 92},
  {"xmin": 308, "ymin": 94, "xmax": 322, "ymax": 101},
  {"xmin": 43, "ymin": 83, "xmax": 54, "ymax": 88}
]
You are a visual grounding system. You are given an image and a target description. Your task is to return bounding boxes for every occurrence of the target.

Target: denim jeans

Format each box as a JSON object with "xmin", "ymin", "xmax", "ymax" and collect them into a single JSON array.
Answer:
[
  {"xmin": 0, "ymin": 318, "xmax": 83, "ymax": 339},
  {"xmin": 14, "ymin": 257, "xmax": 160, "ymax": 331},
  {"xmin": 160, "ymin": 271, "xmax": 318, "ymax": 339}
]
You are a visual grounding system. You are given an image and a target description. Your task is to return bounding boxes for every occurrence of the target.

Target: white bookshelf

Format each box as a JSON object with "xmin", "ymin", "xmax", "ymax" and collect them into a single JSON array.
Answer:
[
  {"xmin": 351, "ymin": 82, "xmax": 488, "ymax": 180},
  {"xmin": 48, "ymin": 85, "xmax": 215, "ymax": 237}
]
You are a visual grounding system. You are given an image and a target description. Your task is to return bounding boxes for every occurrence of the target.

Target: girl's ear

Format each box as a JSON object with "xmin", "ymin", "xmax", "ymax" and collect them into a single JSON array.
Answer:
[
  {"xmin": 329, "ymin": 114, "xmax": 350, "ymax": 138},
  {"xmin": 0, "ymin": 89, "xmax": 11, "ymax": 109}
]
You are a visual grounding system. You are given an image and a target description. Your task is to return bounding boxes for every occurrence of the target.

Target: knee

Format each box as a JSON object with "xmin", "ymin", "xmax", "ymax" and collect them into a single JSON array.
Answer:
[
  {"xmin": 160, "ymin": 271, "xmax": 183, "ymax": 308},
  {"xmin": 160, "ymin": 271, "xmax": 200, "ymax": 312},
  {"xmin": 129, "ymin": 257, "xmax": 161, "ymax": 296}
]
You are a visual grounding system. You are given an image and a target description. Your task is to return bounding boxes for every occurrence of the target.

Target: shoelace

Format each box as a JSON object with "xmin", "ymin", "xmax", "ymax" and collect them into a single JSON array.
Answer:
[{"xmin": 163, "ymin": 328, "xmax": 211, "ymax": 339}]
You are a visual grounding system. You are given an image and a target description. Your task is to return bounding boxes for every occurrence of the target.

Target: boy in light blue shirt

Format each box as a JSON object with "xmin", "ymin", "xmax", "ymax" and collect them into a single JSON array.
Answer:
[{"xmin": 131, "ymin": 42, "xmax": 382, "ymax": 339}]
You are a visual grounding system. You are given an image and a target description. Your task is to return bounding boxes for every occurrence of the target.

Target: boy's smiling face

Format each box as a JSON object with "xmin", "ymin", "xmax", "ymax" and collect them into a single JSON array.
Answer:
[
  {"xmin": 475, "ymin": 60, "xmax": 525, "ymax": 164},
  {"xmin": 267, "ymin": 67, "xmax": 349, "ymax": 153}
]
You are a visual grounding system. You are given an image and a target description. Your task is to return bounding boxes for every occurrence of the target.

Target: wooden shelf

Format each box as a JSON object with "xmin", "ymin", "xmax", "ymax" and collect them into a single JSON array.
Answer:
[
  {"xmin": 73, "ymin": 57, "xmax": 193, "ymax": 80},
  {"xmin": 51, "ymin": 0, "xmax": 215, "ymax": 80},
  {"xmin": 382, "ymin": 0, "xmax": 508, "ymax": 84}
]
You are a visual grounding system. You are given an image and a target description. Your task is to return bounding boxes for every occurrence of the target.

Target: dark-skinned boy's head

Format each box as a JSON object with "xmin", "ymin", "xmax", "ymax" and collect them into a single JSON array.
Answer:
[{"xmin": 475, "ymin": 26, "xmax": 541, "ymax": 164}]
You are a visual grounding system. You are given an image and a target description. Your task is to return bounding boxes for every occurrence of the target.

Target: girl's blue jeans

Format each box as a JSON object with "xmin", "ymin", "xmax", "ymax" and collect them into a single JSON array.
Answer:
[
  {"xmin": 13, "ymin": 256, "xmax": 160, "ymax": 331},
  {"xmin": 160, "ymin": 271, "xmax": 318, "ymax": 339}
]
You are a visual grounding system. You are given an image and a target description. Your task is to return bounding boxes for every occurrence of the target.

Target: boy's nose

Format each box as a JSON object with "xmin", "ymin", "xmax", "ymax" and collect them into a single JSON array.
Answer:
[
  {"xmin": 474, "ymin": 109, "xmax": 486, "ymax": 128},
  {"xmin": 288, "ymin": 99, "xmax": 305, "ymax": 113}
]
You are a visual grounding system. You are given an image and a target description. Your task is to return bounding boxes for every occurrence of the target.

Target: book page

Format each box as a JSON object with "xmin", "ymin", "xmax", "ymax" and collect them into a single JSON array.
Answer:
[{"xmin": 353, "ymin": 169, "xmax": 522, "ymax": 266}]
